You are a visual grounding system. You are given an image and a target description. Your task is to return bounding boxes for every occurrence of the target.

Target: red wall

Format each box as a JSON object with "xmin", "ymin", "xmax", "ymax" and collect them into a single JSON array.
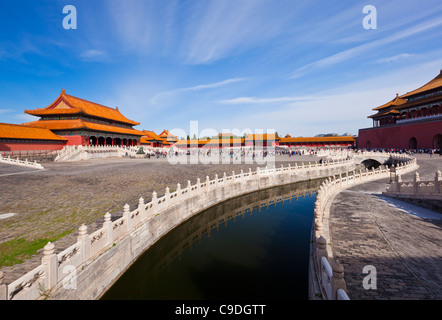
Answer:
[
  {"xmin": 0, "ymin": 141, "xmax": 66, "ymax": 152},
  {"xmin": 358, "ymin": 120, "xmax": 442, "ymax": 149},
  {"xmin": 63, "ymin": 135, "xmax": 85, "ymax": 146}
]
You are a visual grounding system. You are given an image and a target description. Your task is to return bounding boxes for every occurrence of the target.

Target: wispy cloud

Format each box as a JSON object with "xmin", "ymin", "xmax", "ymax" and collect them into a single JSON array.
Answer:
[
  {"xmin": 291, "ymin": 17, "xmax": 442, "ymax": 78},
  {"xmin": 218, "ymin": 96, "xmax": 316, "ymax": 105},
  {"xmin": 79, "ymin": 49, "xmax": 107, "ymax": 61},
  {"xmin": 151, "ymin": 78, "xmax": 247, "ymax": 104},
  {"xmin": 375, "ymin": 53, "xmax": 415, "ymax": 64},
  {"xmin": 0, "ymin": 108, "xmax": 13, "ymax": 114}
]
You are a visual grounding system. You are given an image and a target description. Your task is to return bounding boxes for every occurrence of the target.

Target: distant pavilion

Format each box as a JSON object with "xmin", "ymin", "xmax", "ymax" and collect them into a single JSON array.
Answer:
[
  {"xmin": 140, "ymin": 130, "xmax": 170, "ymax": 148},
  {"xmin": 358, "ymin": 70, "xmax": 442, "ymax": 149},
  {"xmin": 24, "ymin": 90, "xmax": 145, "ymax": 147},
  {"xmin": 278, "ymin": 136, "xmax": 355, "ymax": 148}
]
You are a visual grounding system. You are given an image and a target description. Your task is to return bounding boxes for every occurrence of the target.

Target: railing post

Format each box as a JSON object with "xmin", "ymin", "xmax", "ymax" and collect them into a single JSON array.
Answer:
[
  {"xmin": 41, "ymin": 242, "xmax": 58, "ymax": 288},
  {"xmin": 413, "ymin": 172, "xmax": 420, "ymax": 194},
  {"xmin": 138, "ymin": 197, "xmax": 146, "ymax": 221},
  {"xmin": 0, "ymin": 271, "xmax": 6, "ymax": 300},
  {"xmin": 165, "ymin": 187, "xmax": 170, "ymax": 203},
  {"xmin": 103, "ymin": 213, "xmax": 113, "ymax": 246},
  {"xmin": 315, "ymin": 236, "xmax": 328, "ymax": 273},
  {"xmin": 176, "ymin": 183, "xmax": 182, "ymax": 200},
  {"xmin": 124, "ymin": 204, "xmax": 132, "ymax": 232},
  {"xmin": 152, "ymin": 191, "xmax": 158, "ymax": 214},
  {"xmin": 331, "ymin": 260, "xmax": 347, "ymax": 300},
  {"xmin": 435, "ymin": 170, "xmax": 441, "ymax": 193},
  {"xmin": 77, "ymin": 225, "xmax": 90, "ymax": 264}
]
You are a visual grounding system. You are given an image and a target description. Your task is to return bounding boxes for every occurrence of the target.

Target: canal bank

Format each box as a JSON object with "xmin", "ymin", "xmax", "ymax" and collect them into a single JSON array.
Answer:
[
  {"xmin": 101, "ymin": 180, "xmax": 320, "ymax": 300},
  {"xmin": 325, "ymin": 154, "xmax": 442, "ymax": 299},
  {"xmin": 2, "ymin": 157, "xmax": 355, "ymax": 300}
]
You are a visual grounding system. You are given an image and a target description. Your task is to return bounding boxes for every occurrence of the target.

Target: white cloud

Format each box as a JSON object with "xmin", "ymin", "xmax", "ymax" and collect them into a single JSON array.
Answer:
[
  {"xmin": 218, "ymin": 96, "xmax": 316, "ymax": 105},
  {"xmin": 79, "ymin": 49, "xmax": 107, "ymax": 61},
  {"xmin": 0, "ymin": 108, "xmax": 13, "ymax": 114},
  {"xmin": 151, "ymin": 78, "xmax": 247, "ymax": 105},
  {"xmin": 291, "ymin": 17, "xmax": 442, "ymax": 78},
  {"xmin": 375, "ymin": 53, "xmax": 415, "ymax": 64}
]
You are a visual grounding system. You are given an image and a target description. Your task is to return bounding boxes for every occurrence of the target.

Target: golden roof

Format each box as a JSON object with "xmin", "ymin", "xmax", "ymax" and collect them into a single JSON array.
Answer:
[
  {"xmin": 141, "ymin": 130, "xmax": 164, "ymax": 141},
  {"xmin": 25, "ymin": 90, "xmax": 140, "ymax": 126},
  {"xmin": 23, "ymin": 119, "xmax": 145, "ymax": 136},
  {"xmin": 0, "ymin": 122, "xmax": 67, "ymax": 141},
  {"xmin": 245, "ymin": 133, "xmax": 280, "ymax": 141},
  {"xmin": 400, "ymin": 70, "xmax": 442, "ymax": 98},
  {"xmin": 373, "ymin": 94, "xmax": 407, "ymax": 111},
  {"xmin": 159, "ymin": 129, "xmax": 178, "ymax": 140},
  {"xmin": 279, "ymin": 136, "xmax": 355, "ymax": 143}
]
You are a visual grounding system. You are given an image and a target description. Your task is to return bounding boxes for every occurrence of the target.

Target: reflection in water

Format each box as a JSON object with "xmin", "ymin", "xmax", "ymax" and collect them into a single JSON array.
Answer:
[{"xmin": 101, "ymin": 180, "xmax": 321, "ymax": 300}]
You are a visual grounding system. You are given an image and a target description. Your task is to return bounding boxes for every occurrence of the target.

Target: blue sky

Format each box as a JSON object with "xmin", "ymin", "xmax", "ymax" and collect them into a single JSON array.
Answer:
[{"xmin": 1, "ymin": 0, "xmax": 442, "ymax": 137}]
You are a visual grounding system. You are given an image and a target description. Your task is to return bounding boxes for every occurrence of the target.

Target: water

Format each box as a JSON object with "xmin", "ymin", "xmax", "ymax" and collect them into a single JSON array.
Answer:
[{"xmin": 101, "ymin": 180, "xmax": 320, "ymax": 300}]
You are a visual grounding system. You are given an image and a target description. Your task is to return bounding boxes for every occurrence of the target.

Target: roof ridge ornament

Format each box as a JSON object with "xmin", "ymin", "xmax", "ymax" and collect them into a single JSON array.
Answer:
[{"xmin": 61, "ymin": 89, "xmax": 66, "ymax": 95}]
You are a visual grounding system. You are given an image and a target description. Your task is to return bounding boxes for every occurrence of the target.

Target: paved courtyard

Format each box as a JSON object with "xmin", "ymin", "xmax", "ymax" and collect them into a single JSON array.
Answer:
[
  {"xmin": 329, "ymin": 154, "xmax": 442, "ymax": 299},
  {"xmin": 1, "ymin": 152, "xmax": 441, "ymax": 300},
  {"xmin": 0, "ymin": 153, "xmax": 320, "ymax": 284}
]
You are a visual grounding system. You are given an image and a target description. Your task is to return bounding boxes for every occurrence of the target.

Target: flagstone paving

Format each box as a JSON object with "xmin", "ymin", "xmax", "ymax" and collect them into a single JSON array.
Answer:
[{"xmin": 329, "ymin": 154, "xmax": 442, "ymax": 300}]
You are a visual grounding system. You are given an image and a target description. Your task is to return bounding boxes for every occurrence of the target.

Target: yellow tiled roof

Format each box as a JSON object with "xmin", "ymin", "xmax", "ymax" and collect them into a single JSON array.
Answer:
[
  {"xmin": 25, "ymin": 90, "xmax": 140, "ymax": 126},
  {"xmin": 0, "ymin": 122, "xmax": 67, "ymax": 141},
  {"xmin": 24, "ymin": 119, "xmax": 145, "ymax": 136}
]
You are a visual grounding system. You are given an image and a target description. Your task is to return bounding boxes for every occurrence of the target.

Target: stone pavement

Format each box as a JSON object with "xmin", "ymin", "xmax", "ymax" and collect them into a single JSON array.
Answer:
[
  {"xmin": 0, "ymin": 153, "xmax": 320, "ymax": 285},
  {"xmin": 329, "ymin": 154, "xmax": 442, "ymax": 300}
]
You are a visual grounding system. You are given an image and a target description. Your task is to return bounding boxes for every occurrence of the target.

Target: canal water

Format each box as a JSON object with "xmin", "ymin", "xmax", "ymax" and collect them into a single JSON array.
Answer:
[{"xmin": 101, "ymin": 180, "xmax": 321, "ymax": 300}]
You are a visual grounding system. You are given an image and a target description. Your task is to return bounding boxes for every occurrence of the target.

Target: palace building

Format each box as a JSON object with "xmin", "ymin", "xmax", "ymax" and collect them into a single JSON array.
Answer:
[
  {"xmin": 140, "ymin": 130, "xmax": 170, "ymax": 148},
  {"xmin": 0, "ymin": 122, "xmax": 67, "ymax": 152},
  {"xmin": 158, "ymin": 130, "xmax": 178, "ymax": 145},
  {"xmin": 358, "ymin": 70, "xmax": 442, "ymax": 149},
  {"xmin": 23, "ymin": 90, "xmax": 145, "ymax": 147},
  {"xmin": 278, "ymin": 136, "xmax": 355, "ymax": 148}
]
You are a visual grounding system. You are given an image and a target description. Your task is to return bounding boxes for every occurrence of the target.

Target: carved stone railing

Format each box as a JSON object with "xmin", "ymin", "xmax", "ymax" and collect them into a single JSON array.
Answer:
[
  {"xmin": 1, "ymin": 150, "xmax": 409, "ymax": 300},
  {"xmin": 1, "ymin": 158, "xmax": 356, "ymax": 300},
  {"xmin": 55, "ymin": 145, "xmax": 138, "ymax": 162},
  {"xmin": 384, "ymin": 171, "xmax": 442, "ymax": 200},
  {"xmin": 0, "ymin": 154, "xmax": 44, "ymax": 170},
  {"xmin": 311, "ymin": 155, "xmax": 418, "ymax": 300}
]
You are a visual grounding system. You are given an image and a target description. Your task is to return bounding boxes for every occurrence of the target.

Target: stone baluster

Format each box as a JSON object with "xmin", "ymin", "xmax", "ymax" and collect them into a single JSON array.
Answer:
[
  {"xmin": 0, "ymin": 271, "xmax": 6, "ymax": 300},
  {"xmin": 331, "ymin": 260, "xmax": 347, "ymax": 300},
  {"xmin": 186, "ymin": 180, "xmax": 192, "ymax": 195},
  {"xmin": 206, "ymin": 176, "xmax": 210, "ymax": 190},
  {"xmin": 152, "ymin": 191, "xmax": 158, "ymax": 214},
  {"xmin": 124, "ymin": 204, "xmax": 132, "ymax": 232},
  {"xmin": 138, "ymin": 197, "xmax": 146, "ymax": 221},
  {"xmin": 176, "ymin": 183, "xmax": 182, "ymax": 199},
  {"xmin": 315, "ymin": 236, "xmax": 328, "ymax": 272},
  {"xmin": 41, "ymin": 242, "xmax": 58, "ymax": 288},
  {"xmin": 413, "ymin": 172, "xmax": 420, "ymax": 194},
  {"xmin": 77, "ymin": 225, "xmax": 90, "ymax": 265},
  {"xmin": 435, "ymin": 170, "xmax": 441, "ymax": 193},
  {"xmin": 165, "ymin": 187, "xmax": 170, "ymax": 203},
  {"xmin": 103, "ymin": 213, "xmax": 113, "ymax": 246}
]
